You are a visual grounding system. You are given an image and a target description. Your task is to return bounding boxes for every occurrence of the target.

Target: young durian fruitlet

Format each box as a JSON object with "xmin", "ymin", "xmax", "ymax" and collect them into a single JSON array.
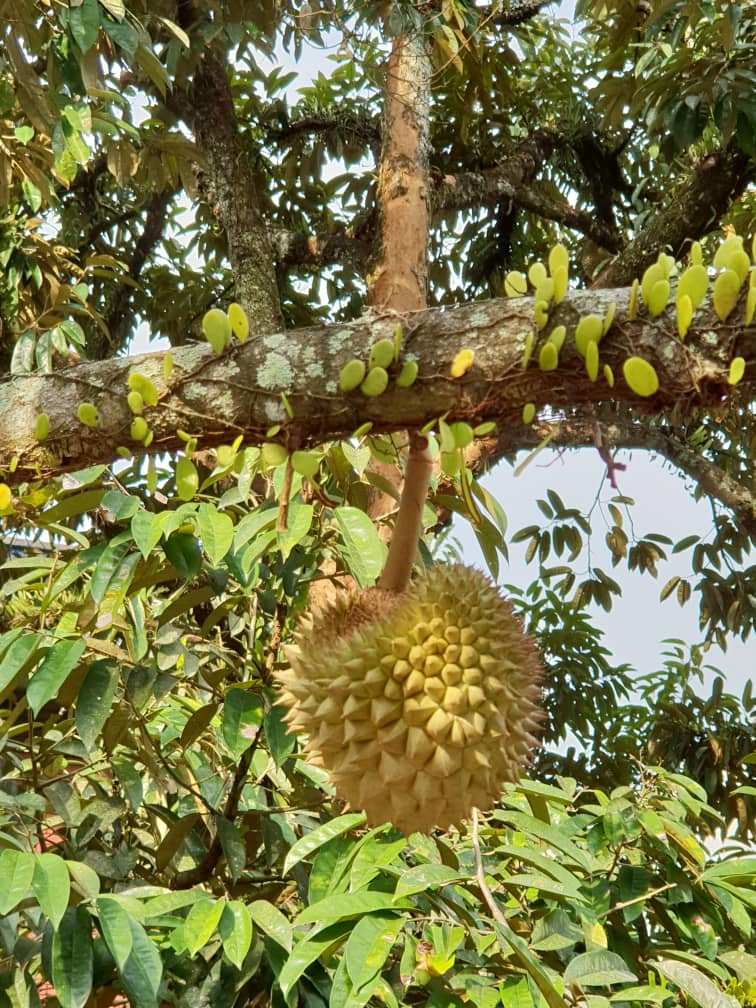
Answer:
[{"xmin": 276, "ymin": 435, "xmax": 543, "ymax": 835}]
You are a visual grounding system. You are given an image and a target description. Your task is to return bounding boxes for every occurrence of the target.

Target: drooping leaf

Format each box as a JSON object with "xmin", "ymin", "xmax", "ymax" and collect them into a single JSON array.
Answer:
[
  {"xmin": 27, "ymin": 638, "xmax": 86, "ymax": 715},
  {"xmin": 221, "ymin": 687, "xmax": 263, "ymax": 756},
  {"xmin": 51, "ymin": 907, "xmax": 94, "ymax": 1008},
  {"xmin": 32, "ymin": 853, "xmax": 71, "ymax": 929},
  {"xmin": 184, "ymin": 897, "xmax": 225, "ymax": 955},
  {"xmin": 219, "ymin": 901, "xmax": 253, "ymax": 969},
  {"xmin": 564, "ymin": 951, "xmax": 638, "ymax": 987},
  {"xmin": 284, "ymin": 813, "xmax": 367, "ymax": 875},
  {"xmin": 76, "ymin": 659, "xmax": 119, "ymax": 750},
  {"xmin": 0, "ymin": 849, "xmax": 35, "ymax": 914},
  {"xmin": 653, "ymin": 960, "xmax": 739, "ymax": 1008}
]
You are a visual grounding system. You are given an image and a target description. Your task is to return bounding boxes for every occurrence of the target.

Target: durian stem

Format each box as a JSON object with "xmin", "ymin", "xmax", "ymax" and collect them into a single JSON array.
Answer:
[{"xmin": 377, "ymin": 432, "xmax": 432, "ymax": 593}]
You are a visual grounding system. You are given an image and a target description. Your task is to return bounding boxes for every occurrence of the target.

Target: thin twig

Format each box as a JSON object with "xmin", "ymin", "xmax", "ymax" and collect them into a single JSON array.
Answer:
[
  {"xmin": 471, "ymin": 806, "xmax": 507, "ymax": 924},
  {"xmin": 599, "ymin": 882, "xmax": 676, "ymax": 918}
]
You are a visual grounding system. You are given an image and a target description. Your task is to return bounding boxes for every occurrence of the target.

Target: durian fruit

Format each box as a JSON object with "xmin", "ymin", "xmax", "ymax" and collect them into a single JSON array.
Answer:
[{"xmin": 277, "ymin": 564, "xmax": 542, "ymax": 835}]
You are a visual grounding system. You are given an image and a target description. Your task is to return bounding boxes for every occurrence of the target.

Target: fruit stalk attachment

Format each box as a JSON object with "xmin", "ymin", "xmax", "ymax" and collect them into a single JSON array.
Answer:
[{"xmin": 377, "ymin": 432, "xmax": 433, "ymax": 593}]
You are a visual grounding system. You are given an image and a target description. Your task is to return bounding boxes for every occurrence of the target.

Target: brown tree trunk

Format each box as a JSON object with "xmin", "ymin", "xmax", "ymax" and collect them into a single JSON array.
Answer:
[{"xmin": 367, "ymin": 30, "xmax": 432, "ymax": 313}]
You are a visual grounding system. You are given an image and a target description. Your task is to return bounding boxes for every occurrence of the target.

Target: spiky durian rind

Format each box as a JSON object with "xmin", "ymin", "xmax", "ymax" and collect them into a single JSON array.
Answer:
[{"xmin": 276, "ymin": 564, "xmax": 543, "ymax": 834}]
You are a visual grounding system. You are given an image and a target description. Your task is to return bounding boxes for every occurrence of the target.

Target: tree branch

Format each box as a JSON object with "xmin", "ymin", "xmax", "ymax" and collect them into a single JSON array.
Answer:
[
  {"xmin": 270, "ymin": 225, "xmax": 373, "ymax": 273},
  {"xmin": 272, "ymin": 139, "xmax": 620, "ymax": 274},
  {"xmin": 594, "ymin": 142, "xmax": 753, "ymax": 288},
  {"xmin": 169, "ymin": 745, "xmax": 254, "ymax": 890},
  {"xmin": 470, "ymin": 414, "xmax": 756, "ymax": 535},
  {"xmin": 266, "ymin": 110, "xmax": 380, "ymax": 150},
  {"xmin": 1, "ymin": 287, "xmax": 752, "ymax": 483},
  {"xmin": 98, "ymin": 190, "xmax": 173, "ymax": 357}
]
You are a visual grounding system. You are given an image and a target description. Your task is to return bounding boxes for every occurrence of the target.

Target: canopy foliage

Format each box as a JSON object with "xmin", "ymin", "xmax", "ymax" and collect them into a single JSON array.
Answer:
[{"xmin": 0, "ymin": 1, "xmax": 754, "ymax": 1007}]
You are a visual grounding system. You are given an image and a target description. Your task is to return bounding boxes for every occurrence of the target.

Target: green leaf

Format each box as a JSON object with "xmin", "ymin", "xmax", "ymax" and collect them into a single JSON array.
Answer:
[
  {"xmin": 500, "ymin": 976, "xmax": 535, "ymax": 1008},
  {"xmin": 501, "ymin": 872, "xmax": 586, "ymax": 902},
  {"xmin": 216, "ymin": 817, "xmax": 246, "ymax": 881},
  {"xmin": 494, "ymin": 811, "xmax": 592, "ymax": 870},
  {"xmin": 51, "ymin": 907, "xmax": 93, "ymax": 1008},
  {"xmin": 333, "ymin": 506, "xmax": 388, "ymax": 588},
  {"xmin": 277, "ymin": 501, "xmax": 314, "ymax": 560},
  {"xmin": 493, "ymin": 921, "xmax": 568, "ymax": 1008},
  {"xmin": 101, "ymin": 490, "xmax": 140, "ymax": 520},
  {"xmin": 248, "ymin": 899, "xmax": 292, "ymax": 951},
  {"xmin": 0, "ymin": 631, "xmax": 42, "ymax": 691},
  {"xmin": 701, "ymin": 857, "xmax": 756, "ymax": 884},
  {"xmin": 496, "ymin": 843, "xmax": 583, "ymax": 890},
  {"xmin": 264, "ymin": 703, "xmax": 297, "ymax": 766},
  {"xmin": 99, "ymin": 0, "xmax": 126, "ymax": 19},
  {"xmin": 141, "ymin": 890, "xmax": 204, "ymax": 920},
  {"xmin": 33, "ymin": 853, "xmax": 71, "ymax": 929},
  {"xmin": 76, "ymin": 659, "xmax": 119, "ymax": 750},
  {"xmin": 394, "ymin": 864, "xmax": 461, "ymax": 899},
  {"xmin": 155, "ymin": 814, "xmax": 200, "ymax": 871},
  {"xmin": 609, "ymin": 988, "xmax": 673, "ymax": 1004},
  {"xmin": 185, "ymin": 897, "xmax": 224, "ymax": 955},
  {"xmin": 219, "ymin": 901, "xmax": 253, "ymax": 969},
  {"xmin": 119, "ymin": 913, "xmax": 163, "ymax": 1008},
  {"xmin": 284, "ymin": 813, "xmax": 366, "ymax": 875},
  {"xmin": 175, "ymin": 456, "xmax": 199, "ymax": 500},
  {"xmin": 531, "ymin": 909, "xmax": 584, "ymax": 951},
  {"xmin": 196, "ymin": 503, "xmax": 234, "ymax": 565},
  {"xmin": 27, "ymin": 638, "xmax": 86, "ymax": 715},
  {"xmin": 0, "ymin": 849, "xmax": 35, "ymax": 914},
  {"xmin": 297, "ymin": 891, "xmax": 412, "ymax": 926},
  {"xmin": 164, "ymin": 531, "xmax": 202, "ymax": 579},
  {"xmin": 653, "ymin": 960, "xmax": 739, "ymax": 1008},
  {"xmin": 222, "ymin": 687, "xmax": 263, "ymax": 756},
  {"xmin": 350, "ymin": 836, "xmax": 407, "ymax": 892},
  {"xmin": 564, "ymin": 951, "xmax": 638, "ymax": 987},
  {"xmin": 22, "ymin": 177, "xmax": 42, "ymax": 212},
  {"xmin": 344, "ymin": 912, "xmax": 405, "ymax": 992},
  {"xmin": 96, "ymin": 897, "xmax": 133, "ymax": 969},
  {"xmin": 233, "ymin": 507, "xmax": 277, "ymax": 551},
  {"xmin": 68, "ymin": 0, "xmax": 101, "ymax": 52},
  {"xmin": 131, "ymin": 510, "xmax": 165, "ymax": 559},
  {"xmin": 279, "ymin": 921, "xmax": 352, "ymax": 998},
  {"xmin": 66, "ymin": 860, "xmax": 100, "ymax": 900}
]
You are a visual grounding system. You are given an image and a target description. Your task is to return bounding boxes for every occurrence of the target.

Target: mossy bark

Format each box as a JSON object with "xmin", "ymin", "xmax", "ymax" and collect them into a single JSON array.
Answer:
[
  {"xmin": 189, "ymin": 50, "xmax": 283, "ymax": 336},
  {"xmin": 1, "ymin": 286, "xmax": 752, "ymax": 484}
]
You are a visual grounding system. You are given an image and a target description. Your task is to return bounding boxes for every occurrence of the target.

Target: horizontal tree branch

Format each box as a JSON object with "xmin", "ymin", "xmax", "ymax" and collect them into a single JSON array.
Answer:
[
  {"xmin": 0, "ymin": 287, "xmax": 752, "ymax": 484},
  {"xmin": 495, "ymin": 1, "xmax": 552, "ymax": 27},
  {"xmin": 266, "ymin": 110, "xmax": 380, "ymax": 148},
  {"xmin": 270, "ymin": 224, "xmax": 373, "ymax": 272}
]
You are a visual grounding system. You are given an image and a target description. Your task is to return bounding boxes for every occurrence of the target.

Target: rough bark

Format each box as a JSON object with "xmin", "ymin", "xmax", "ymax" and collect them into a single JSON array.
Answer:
[
  {"xmin": 189, "ymin": 50, "xmax": 283, "ymax": 335},
  {"xmin": 1, "ymin": 287, "xmax": 752, "ymax": 484},
  {"xmin": 368, "ymin": 31, "xmax": 432, "ymax": 312},
  {"xmin": 595, "ymin": 143, "xmax": 753, "ymax": 288},
  {"xmin": 271, "ymin": 226, "xmax": 373, "ymax": 273},
  {"xmin": 367, "ymin": 25, "xmax": 434, "ymax": 578}
]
